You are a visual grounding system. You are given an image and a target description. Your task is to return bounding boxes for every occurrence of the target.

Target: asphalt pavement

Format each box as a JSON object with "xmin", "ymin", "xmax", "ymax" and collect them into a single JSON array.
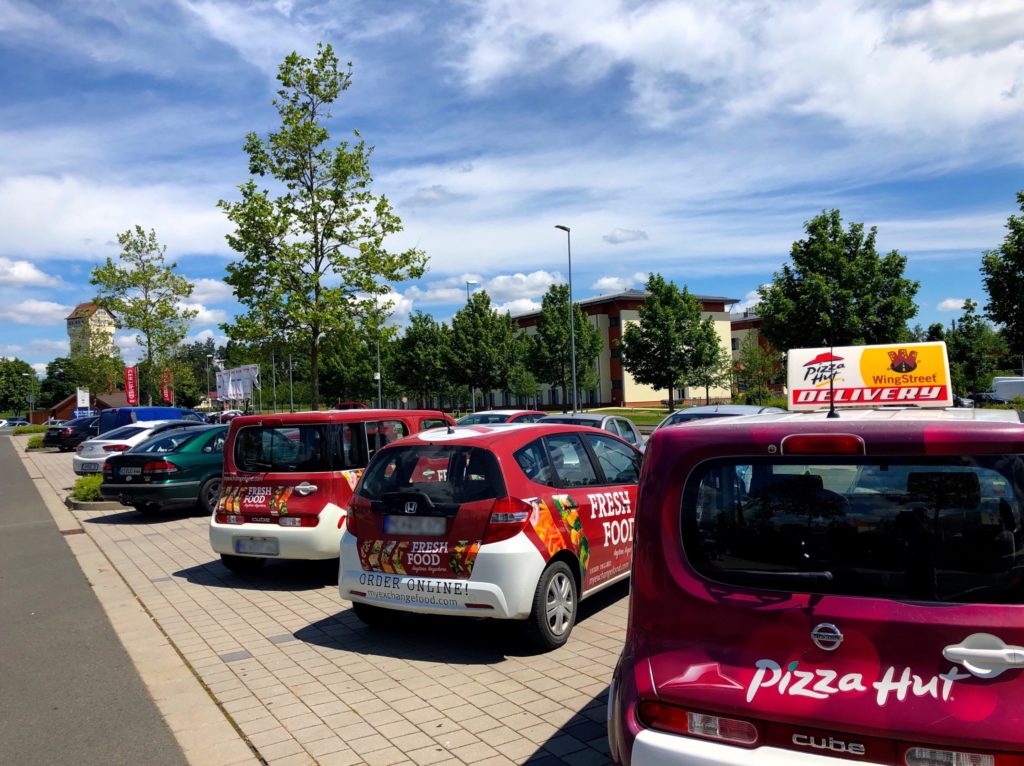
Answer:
[{"xmin": 0, "ymin": 436, "xmax": 189, "ymax": 766}]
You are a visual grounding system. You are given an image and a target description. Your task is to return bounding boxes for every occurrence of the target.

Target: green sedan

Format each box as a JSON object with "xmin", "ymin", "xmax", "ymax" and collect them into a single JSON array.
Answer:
[{"xmin": 101, "ymin": 425, "xmax": 227, "ymax": 514}]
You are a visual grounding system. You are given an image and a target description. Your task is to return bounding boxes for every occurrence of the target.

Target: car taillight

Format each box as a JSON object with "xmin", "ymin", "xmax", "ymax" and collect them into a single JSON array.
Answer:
[
  {"xmin": 637, "ymin": 701, "xmax": 760, "ymax": 748},
  {"xmin": 781, "ymin": 433, "xmax": 865, "ymax": 455},
  {"xmin": 76, "ymin": 444, "xmax": 85, "ymax": 453},
  {"xmin": 216, "ymin": 514, "xmax": 245, "ymax": 524},
  {"xmin": 103, "ymin": 463, "xmax": 112, "ymax": 475},
  {"xmin": 346, "ymin": 495, "xmax": 372, "ymax": 537},
  {"xmin": 61, "ymin": 427, "xmax": 72, "ymax": 436},
  {"xmin": 482, "ymin": 497, "xmax": 533, "ymax": 545},
  {"xmin": 143, "ymin": 460, "xmax": 178, "ymax": 474},
  {"xmin": 279, "ymin": 516, "xmax": 320, "ymax": 527},
  {"xmin": 903, "ymin": 747, "xmax": 1024, "ymax": 766},
  {"xmin": 103, "ymin": 444, "xmax": 129, "ymax": 452}
]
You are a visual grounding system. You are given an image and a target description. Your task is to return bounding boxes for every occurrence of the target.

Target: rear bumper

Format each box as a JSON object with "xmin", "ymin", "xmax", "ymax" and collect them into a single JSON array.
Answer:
[
  {"xmin": 72, "ymin": 454, "xmax": 108, "ymax": 475},
  {"xmin": 339, "ymin": 531, "xmax": 547, "ymax": 619},
  {"xmin": 101, "ymin": 481, "xmax": 201, "ymax": 504},
  {"xmin": 630, "ymin": 730, "xmax": 857, "ymax": 765},
  {"xmin": 209, "ymin": 503, "xmax": 346, "ymax": 560}
]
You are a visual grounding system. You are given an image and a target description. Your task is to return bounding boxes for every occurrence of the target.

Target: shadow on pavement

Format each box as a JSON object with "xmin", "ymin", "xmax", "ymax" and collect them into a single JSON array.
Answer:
[
  {"xmin": 522, "ymin": 689, "xmax": 612, "ymax": 766},
  {"xmin": 293, "ymin": 579, "xmax": 629, "ymax": 665},
  {"xmin": 172, "ymin": 558, "xmax": 338, "ymax": 592},
  {"xmin": 82, "ymin": 504, "xmax": 207, "ymax": 525}
]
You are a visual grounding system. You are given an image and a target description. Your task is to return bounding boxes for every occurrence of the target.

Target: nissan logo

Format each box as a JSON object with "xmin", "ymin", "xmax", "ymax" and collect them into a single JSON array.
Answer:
[
  {"xmin": 811, "ymin": 623, "xmax": 844, "ymax": 651},
  {"xmin": 404, "ymin": 501, "xmax": 417, "ymax": 514}
]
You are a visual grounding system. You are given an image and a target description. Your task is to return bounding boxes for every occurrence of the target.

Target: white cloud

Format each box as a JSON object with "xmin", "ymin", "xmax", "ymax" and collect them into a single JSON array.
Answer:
[
  {"xmin": 592, "ymin": 272, "xmax": 647, "ymax": 292},
  {"xmin": 602, "ymin": 228, "xmax": 648, "ymax": 245},
  {"xmin": 0, "ymin": 299, "xmax": 71, "ymax": 325},
  {"xmin": 377, "ymin": 290, "xmax": 414, "ymax": 325},
  {"xmin": 937, "ymin": 297, "xmax": 967, "ymax": 312},
  {"xmin": 498, "ymin": 298, "xmax": 542, "ymax": 315},
  {"xmin": 180, "ymin": 301, "xmax": 228, "ymax": 326},
  {"xmin": 403, "ymin": 185, "xmax": 461, "ymax": 208},
  {"xmin": 0, "ymin": 257, "xmax": 61, "ymax": 286},
  {"xmin": 189, "ymin": 278, "xmax": 234, "ymax": 305},
  {"xmin": 114, "ymin": 332, "xmax": 144, "ymax": 365},
  {"xmin": 732, "ymin": 288, "xmax": 764, "ymax": 314},
  {"xmin": 187, "ymin": 328, "xmax": 229, "ymax": 347},
  {"xmin": 405, "ymin": 270, "xmax": 562, "ymax": 305}
]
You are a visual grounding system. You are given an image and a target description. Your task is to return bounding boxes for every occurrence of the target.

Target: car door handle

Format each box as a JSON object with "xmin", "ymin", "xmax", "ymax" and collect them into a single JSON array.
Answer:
[
  {"xmin": 943, "ymin": 633, "xmax": 1024, "ymax": 678},
  {"xmin": 294, "ymin": 482, "xmax": 319, "ymax": 496}
]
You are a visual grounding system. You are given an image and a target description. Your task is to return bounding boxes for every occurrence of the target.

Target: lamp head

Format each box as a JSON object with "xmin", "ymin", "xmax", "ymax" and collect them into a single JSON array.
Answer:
[{"xmin": 554, "ymin": 225, "xmax": 570, "ymax": 233}]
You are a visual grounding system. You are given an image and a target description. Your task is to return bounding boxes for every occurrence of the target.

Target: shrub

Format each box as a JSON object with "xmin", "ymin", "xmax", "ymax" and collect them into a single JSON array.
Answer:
[
  {"xmin": 71, "ymin": 475, "xmax": 104, "ymax": 502},
  {"xmin": 14, "ymin": 425, "xmax": 48, "ymax": 434},
  {"xmin": 25, "ymin": 435, "xmax": 44, "ymax": 450}
]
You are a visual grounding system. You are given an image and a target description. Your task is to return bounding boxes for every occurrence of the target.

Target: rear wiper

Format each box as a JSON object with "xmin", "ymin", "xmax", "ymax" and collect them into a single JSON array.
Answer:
[{"xmin": 724, "ymin": 569, "xmax": 834, "ymax": 582}]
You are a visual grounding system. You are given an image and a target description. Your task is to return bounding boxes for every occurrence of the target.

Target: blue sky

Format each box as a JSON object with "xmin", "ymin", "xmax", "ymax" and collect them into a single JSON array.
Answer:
[{"xmin": 2, "ymin": 0, "xmax": 1023, "ymax": 374}]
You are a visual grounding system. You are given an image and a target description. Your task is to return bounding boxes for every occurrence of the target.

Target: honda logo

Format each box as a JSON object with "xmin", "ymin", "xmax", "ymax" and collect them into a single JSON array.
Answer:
[{"xmin": 404, "ymin": 501, "xmax": 417, "ymax": 514}]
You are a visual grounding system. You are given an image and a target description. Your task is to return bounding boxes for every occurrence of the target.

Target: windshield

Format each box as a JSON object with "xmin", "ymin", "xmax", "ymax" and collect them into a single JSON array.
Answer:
[
  {"xmin": 457, "ymin": 413, "xmax": 513, "ymax": 425},
  {"xmin": 129, "ymin": 430, "xmax": 205, "ymax": 454},
  {"xmin": 100, "ymin": 425, "xmax": 147, "ymax": 441},
  {"xmin": 682, "ymin": 455, "xmax": 1024, "ymax": 604},
  {"xmin": 234, "ymin": 425, "xmax": 332, "ymax": 473},
  {"xmin": 359, "ymin": 445, "xmax": 506, "ymax": 506}
]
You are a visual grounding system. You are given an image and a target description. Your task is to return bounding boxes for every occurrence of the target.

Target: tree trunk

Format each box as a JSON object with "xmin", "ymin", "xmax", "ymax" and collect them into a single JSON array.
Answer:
[
  {"xmin": 667, "ymin": 385, "xmax": 675, "ymax": 412},
  {"xmin": 560, "ymin": 383, "xmax": 568, "ymax": 413},
  {"xmin": 705, "ymin": 384, "xmax": 711, "ymax": 404},
  {"xmin": 146, "ymin": 336, "xmax": 154, "ymax": 406},
  {"xmin": 310, "ymin": 335, "xmax": 320, "ymax": 410}
]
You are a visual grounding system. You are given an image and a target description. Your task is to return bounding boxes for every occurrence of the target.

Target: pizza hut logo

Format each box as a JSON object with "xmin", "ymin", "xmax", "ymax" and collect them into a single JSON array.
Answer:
[
  {"xmin": 888, "ymin": 348, "xmax": 918, "ymax": 373},
  {"xmin": 802, "ymin": 352, "xmax": 845, "ymax": 386}
]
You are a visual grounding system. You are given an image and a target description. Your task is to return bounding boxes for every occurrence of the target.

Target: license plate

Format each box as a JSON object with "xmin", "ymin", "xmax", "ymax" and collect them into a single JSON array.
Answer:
[
  {"xmin": 82, "ymin": 463, "xmax": 98, "ymax": 472},
  {"xmin": 234, "ymin": 537, "xmax": 279, "ymax": 556},
  {"xmin": 384, "ymin": 515, "xmax": 446, "ymax": 536},
  {"xmin": 121, "ymin": 467, "xmax": 142, "ymax": 475}
]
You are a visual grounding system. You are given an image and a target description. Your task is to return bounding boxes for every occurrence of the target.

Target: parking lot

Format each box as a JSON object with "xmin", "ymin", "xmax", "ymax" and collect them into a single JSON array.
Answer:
[{"xmin": 16, "ymin": 438, "xmax": 627, "ymax": 766}]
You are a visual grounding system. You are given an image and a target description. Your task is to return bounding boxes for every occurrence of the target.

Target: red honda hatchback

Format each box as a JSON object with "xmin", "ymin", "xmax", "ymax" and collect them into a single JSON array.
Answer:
[
  {"xmin": 340, "ymin": 423, "xmax": 642, "ymax": 649},
  {"xmin": 609, "ymin": 406, "xmax": 1024, "ymax": 765}
]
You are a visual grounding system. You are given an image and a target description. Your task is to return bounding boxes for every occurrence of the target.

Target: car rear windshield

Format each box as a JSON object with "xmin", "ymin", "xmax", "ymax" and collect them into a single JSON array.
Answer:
[
  {"xmin": 359, "ymin": 445, "xmax": 506, "ymax": 506},
  {"xmin": 682, "ymin": 456, "xmax": 1024, "ymax": 604},
  {"xmin": 101, "ymin": 425, "xmax": 148, "ymax": 440},
  {"xmin": 130, "ymin": 430, "xmax": 205, "ymax": 454},
  {"xmin": 234, "ymin": 425, "xmax": 333, "ymax": 473},
  {"xmin": 459, "ymin": 413, "xmax": 513, "ymax": 425}
]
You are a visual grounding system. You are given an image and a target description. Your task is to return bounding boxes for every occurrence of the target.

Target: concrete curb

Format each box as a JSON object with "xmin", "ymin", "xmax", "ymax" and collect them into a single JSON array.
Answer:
[{"xmin": 66, "ymin": 497, "xmax": 125, "ymax": 511}]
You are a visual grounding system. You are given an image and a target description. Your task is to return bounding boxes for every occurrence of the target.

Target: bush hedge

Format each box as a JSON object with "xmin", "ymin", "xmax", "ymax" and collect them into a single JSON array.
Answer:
[
  {"xmin": 14, "ymin": 425, "xmax": 48, "ymax": 434},
  {"xmin": 71, "ymin": 475, "xmax": 104, "ymax": 502},
  {"xmin": 25, "ymin": 435, "xmax": 44, "ymax": 450}
]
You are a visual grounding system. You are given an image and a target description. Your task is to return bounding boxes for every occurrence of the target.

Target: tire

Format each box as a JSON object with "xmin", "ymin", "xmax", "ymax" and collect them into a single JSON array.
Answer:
[
  {"xmin": 199, "ymin": 477, "xmax": 222, "ymax": 514},
  {"xmin": 351, "ymin": 601, "xmax": 401, "ymax": 627},
  {"xmin": 525, "ymin": 561, "xmax": 578, "ymax": 651},
  {"xmin": 220, "ymin": 554, "xmax": 265, "ymax": 573}
]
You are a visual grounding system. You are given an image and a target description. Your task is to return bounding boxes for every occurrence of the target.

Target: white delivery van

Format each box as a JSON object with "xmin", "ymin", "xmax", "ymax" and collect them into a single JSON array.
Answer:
[{"xmin": 991, "ymin": 377, "xmax": 1024, "ymax": 401}]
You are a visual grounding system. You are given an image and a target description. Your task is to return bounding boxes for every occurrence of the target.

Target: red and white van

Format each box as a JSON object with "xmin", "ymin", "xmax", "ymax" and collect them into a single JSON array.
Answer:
[
  {"xmin": 339, "ymin": 423, "xmax": 642, "ymax": 649},
  {"xmin": 610, "ymin": 342, "xmax": 1024, "ymax": 765},
  {"xmin": 209, "ymin": 409, "xmax": 454, "ymax": 572}
]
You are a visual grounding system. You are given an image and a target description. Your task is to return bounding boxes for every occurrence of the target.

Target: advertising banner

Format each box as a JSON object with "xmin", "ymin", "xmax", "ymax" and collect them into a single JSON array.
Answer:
[
  {"xmin": 216, "ymin": 364, "xmax": 260, "ymax": 400},
  {"xmin": 787, "ymin": 341, "xmax": 952, "ymax": 411},
  {"xmin": 124, "ymin": 366, "xmax": 139, "ymax": 406},
  {"xmin": 76, "ymin": 387, "xmax": 89, "ymax": 408},
  {"xmin": 160, "ymin": 369, "xmax": 173, "ymax": 403}
]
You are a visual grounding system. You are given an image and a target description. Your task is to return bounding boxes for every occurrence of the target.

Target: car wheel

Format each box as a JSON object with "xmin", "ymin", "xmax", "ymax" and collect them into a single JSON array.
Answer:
[
  {"xmin": 526, "ymin": 560, "xmax": 578, "ymax": 651},
  {"xmin": 134, "ymin": 503, "xmax": 161, "ymax": 515},
  {"xmin": 199, "ymin": 477, "xmax": 222, "ymax": 514},
  {"xmin": 351, "ymin": 601, "xmax": 401, "ymax": 627},
  {"xmin": 220, "ymin": 554, "xmax": 265, "ymax": 573}
]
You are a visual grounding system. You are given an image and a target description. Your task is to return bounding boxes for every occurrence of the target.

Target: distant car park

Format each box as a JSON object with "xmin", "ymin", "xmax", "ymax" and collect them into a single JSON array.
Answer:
[
  {"xmin": 74, "ymin": 420, "xmax": 210, "ymax": 476},
  {"xmin": 653, "ymin": 403, "xmax": 786, "ymax": 431},
  {"xmin": 456, "ymin": 409, "xmax": 547, "ymax": 425},
  {"xmin": 43, "ymin": 416, "xmax": 99, "ymax": 451},
  {"xmin": 538, "ymin": 412, "xmax": 645, "ymax": 452}
]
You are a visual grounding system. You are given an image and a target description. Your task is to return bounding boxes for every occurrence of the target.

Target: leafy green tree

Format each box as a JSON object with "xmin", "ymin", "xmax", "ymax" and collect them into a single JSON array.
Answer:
[
  {"xmin": 619, "ymin": 273, "xmax": 706, "ymax": 411},
  {"xmin": 734, "ymin": 334, "xmax": 782, "ymax": 404},
  {"xmin": 0, "ymin": 357, "xmax": 35, "ymax": 415},
  {"xmin": 684, "ymin": 320, "xmax": 733, "ymax": 404},
  {"xmin": 39, "ymin": 357, "xmax": 78, "ymax": 408},
  {"xmin": 508, "ymin": 333, "xmax": 541, "ymax": 407},
  {"xmin": 219, "ymin": 43, "xmax": 427, "ymax": 410},
  {"xmin": 448, "ymin": 291, "xmax": 519, "ymax": 409},
  {"xmin": 758, "ymin": 210, "xmax": 919, "ymax": 352},
  {"xmin": 981, "ymin": 191, "xmax": 1024, "ymax": 362},
  {"xmin": 91, "ymin": 226, "xmax": 196, "ymax": 405},
  {"xmin": 530, "ymin": 283, "xmax": 602, "ymax": 411},
  {"xmin": 946, "ymin": 300, "xmax": 1008, "ymax": 395},
  {"xmin": 393, "ymin": 312, "xmax": 451, "ymax": 408}
]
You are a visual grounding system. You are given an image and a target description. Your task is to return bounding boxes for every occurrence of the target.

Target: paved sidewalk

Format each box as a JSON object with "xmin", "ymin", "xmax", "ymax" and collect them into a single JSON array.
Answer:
[{"xmin": 19, "ymin": 442, "xmax": 628, "ymax": 765}]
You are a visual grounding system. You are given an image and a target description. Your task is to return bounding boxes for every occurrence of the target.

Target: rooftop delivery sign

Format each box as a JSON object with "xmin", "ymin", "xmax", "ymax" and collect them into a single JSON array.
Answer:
[{"xmin": 787, "ymin": 341, "xmax": 952, "ymax": 411}]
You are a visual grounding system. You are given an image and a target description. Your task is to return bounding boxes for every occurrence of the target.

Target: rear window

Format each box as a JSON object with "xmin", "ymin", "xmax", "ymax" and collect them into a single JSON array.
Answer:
[
  {"xmin": 682, "ymin": 456, "xmax": 1024, "ymax": 604},
  {"xmin": 234, "ymin": 425, "xmax": 332, "ymax": 473},
  {"xmin": 359, "ymin": 445, "xmax": 506, "ymax": 505},
  {"xmin": 102, "ymin": 425, "xmax": 147, "ymax": 440},
  {"xmin": 130, "ymin": 430, "xmax": 204, "ymax": 454}
]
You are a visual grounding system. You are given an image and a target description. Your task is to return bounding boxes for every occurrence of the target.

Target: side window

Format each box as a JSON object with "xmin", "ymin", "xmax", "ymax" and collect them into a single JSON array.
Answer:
[
  {"xmin": 204, "ymin": 432, "xmax": 226, "ymax": 454},
  {"xmin": 615, "ymin": 419, "xmax": 639, "ymax": 445},
  {"xmin": 544, "ymin": 433, "xmax": 599, "ymax": 488},
  {"xmin": 583, "ymin": 433, "xmax": 640, "ymax": 485},
  {"xmin": 514, "ymin": 439, "xmax": 555, "ymax": 487},
  {"xmin": 365, "ymin": 420, "xmax": 408, "ymax": 460},
  {"xmin": 419, "ymin": 418, "xmax": 448, "ymax": 431},
  {"xmin": 340, "ymin": 422, "xmax": 367, "ymax": 468}
]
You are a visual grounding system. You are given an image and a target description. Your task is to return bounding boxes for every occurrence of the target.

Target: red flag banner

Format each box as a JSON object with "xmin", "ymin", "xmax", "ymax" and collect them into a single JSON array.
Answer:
[
  {"xmin": 160, "ymin": 369, "xmax": 173, "ymax": 403},
  {"xmin": 124, "ymin": 366, "xmax": 139, "ymax": 406}
]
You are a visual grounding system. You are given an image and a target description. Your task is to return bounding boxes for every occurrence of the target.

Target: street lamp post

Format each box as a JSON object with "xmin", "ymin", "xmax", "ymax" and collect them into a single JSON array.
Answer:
[
  {"xmin": 205, "ymin": 354, "xmax": 212, "ymax": 411},
  {"xmin": 554, "ymin": 225, "xmax": 577, "ymax": 413},
  {"xmin": 465, "ymin": 279, "xmax": 479, "ymax": 412},
  {"xmin": 21, "ymin": 372, "xmax": 34, "ymax": 420}
]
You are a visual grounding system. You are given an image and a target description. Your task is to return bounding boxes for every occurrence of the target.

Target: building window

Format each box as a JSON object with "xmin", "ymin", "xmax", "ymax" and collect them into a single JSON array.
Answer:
[
  {"xmin": 611, "ymin": 379, "xmax": 623, "ymax": 390},
  {"xmin": 731, "ymin": 338, "xmax": 739, "ymax": 351},
  {"xmin": 611, "ymin": 347, "xmax": 621, "ymax": 358},
  {"xmin": 609, "ymin": 315, "xmax": 620, "ymax": 327}
]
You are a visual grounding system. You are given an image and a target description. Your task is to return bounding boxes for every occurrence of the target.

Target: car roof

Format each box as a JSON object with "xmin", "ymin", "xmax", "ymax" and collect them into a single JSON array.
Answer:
[
  {"xmin": 405, "ymin": 422, "xmax": 637, "ymax": 449},
  {"xmin": 230, "ymin": 409, "xmax": 450, "ymax": 427},
  {"xmin": 538, "ymin": 413, "xmax": 608, "ymax": 422},
  {"xmin": 464, "ymin": 409, "xmax": 544, "ymax": 416},
  {"xmin": 669, "ymin": 404, "xmax": 785, "ymax": 416}
]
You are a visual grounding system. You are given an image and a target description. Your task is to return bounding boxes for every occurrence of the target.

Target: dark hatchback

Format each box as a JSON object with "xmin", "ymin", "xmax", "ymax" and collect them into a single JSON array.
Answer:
[
  {"xmin": 42, "ymin": 416, "xmax": 99, "ymax": 451},
  {"xmin": 101, "ymin": 425, "xmax": 228, "ymax": 515}
]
